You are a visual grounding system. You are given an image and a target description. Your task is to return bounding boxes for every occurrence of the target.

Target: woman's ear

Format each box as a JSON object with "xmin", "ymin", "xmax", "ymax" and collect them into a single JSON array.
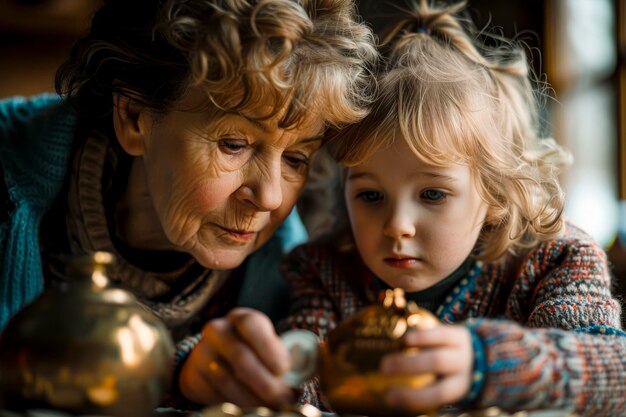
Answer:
[{"xmin": 113, "ymin": 94, "xmax": 149, "ymax": 156}]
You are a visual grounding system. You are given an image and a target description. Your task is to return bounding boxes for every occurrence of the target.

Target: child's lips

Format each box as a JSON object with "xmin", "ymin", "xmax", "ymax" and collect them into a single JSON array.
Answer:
[{"xmin": 383, "ymin": 256, "xmax": 421, "ymax": 269}]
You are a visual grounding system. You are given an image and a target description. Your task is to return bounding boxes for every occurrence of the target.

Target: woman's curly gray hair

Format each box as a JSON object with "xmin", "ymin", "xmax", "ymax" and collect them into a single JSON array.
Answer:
[{"xmin": 56, "ymin": 0, "xmax": 378, "ymax": 131}]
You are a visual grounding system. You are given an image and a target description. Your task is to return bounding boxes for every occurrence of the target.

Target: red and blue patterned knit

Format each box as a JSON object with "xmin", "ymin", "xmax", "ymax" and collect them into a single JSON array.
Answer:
[{"xmin": 278, "ymin": 223, "xmax": 626, "ymax": 417}]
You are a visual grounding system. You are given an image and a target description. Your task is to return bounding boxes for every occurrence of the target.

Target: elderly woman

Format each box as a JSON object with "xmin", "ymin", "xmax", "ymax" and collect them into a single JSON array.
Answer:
[{"xmin": 0, "ymin": 0, "xmax": 377, "ymax": 408}]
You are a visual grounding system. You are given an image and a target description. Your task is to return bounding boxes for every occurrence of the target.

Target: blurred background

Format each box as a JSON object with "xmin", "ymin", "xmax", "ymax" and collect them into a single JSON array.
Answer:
[{"xmin": 0, "ymin": 0, "xmax": 624, "ymax": 285}]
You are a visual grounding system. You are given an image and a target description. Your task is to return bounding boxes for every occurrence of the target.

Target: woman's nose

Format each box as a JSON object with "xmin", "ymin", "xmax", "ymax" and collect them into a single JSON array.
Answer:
[
  {"xmin": 236, "ymin": 158, "xmax": 283, "ymax": 211},
  {"xmin": 383, "ymin": 207, "xmax": 416, "ymax": 239}
]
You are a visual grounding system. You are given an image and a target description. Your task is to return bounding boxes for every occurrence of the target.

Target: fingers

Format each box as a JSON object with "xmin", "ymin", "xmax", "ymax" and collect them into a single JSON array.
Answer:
[
  {"xmin": 382, "ymin": 325, "xmax": 473, "ymax": 374},
  {"xmin": 178, "ymin": 343, "xmax": 222, "ymax": 405},
  {"xmin": 204, "ymin": 310, "xmax": 293, "ymax": 403},
  {"xmin": 201, "ymin": 357, "xmax": 267, "ymax": 407},
  {"xmin": 179, "ymin": 353, "xmax": 262, "ymax": 406},
  {"xmin": 181, "ymin": 308, "xmax": 294, "ymax": 408},
  {"xmin": 228, "ymin": 308, "xmax": 291, "ymax": 375},
  {"xmin": 380, "ymin": 347, "xmax": 470, "ymax": 376},
  {"xmin": 402, "ymin": 325, "xmax": 472, "ymax": 349},
  {"xmin": 211, "ymin": 324, "xmax": 289, "ymax": 404},
  {"xmin": 385, "ymin": 373, "xmax": 472, "ymax": 409},
  {"xmin": 379, "ymin": 325, "xmax": 474, "ymax": 409}
]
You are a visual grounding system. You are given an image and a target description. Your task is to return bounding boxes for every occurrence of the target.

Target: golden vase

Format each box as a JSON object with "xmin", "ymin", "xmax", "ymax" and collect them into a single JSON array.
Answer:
[
  {"xmin": 320, "ymin": 288, "xmax": 440, "ymax": 417},
  {"xmin": 0, "ymin": 252, "xmax": 174, "ymax": 417}
]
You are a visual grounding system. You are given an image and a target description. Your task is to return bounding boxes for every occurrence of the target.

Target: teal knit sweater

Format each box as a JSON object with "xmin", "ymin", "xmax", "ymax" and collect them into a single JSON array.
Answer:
[{"xmin": 0, "ymin": 94, "xmax": 77, "ymax": 329}]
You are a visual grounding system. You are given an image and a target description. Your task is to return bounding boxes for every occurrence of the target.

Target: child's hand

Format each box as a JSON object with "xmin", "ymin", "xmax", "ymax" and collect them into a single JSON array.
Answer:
[
  {"xmin": 380, "ymin": 324, "xmax": 473, "ymax": 409},
  {"xmin": 178, "ymin": 308, "xmax": 296, "ymax": 408}
]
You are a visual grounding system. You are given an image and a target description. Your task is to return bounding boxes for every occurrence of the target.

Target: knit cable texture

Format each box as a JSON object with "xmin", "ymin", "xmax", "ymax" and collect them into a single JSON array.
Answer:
[
  {"xmin": 0, "ymin": 94, "xmax": 77, "ymax": 329},
  {"xmin": 278, "ymin": 224, "xmax": 626, "ymax": 416}
]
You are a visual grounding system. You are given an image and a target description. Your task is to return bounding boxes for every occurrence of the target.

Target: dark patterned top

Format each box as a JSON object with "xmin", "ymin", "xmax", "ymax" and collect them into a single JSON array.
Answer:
[{"xmin": 278, "ymin": 223, "xmax": 626, "ymax": 417}]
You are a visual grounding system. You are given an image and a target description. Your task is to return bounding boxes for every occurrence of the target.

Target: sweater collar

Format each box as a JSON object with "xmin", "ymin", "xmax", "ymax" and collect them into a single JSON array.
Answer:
[
  {"xmin": 65, "ymin": 128, "xmax": 225, "ymax": 329},
  {"xmin": 374, "ymin": 258, "xmax": 473, "ymax": 313}
]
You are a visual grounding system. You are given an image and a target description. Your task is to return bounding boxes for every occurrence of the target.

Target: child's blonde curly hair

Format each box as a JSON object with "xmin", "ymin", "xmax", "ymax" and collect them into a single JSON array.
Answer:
[{"xmin": 329, "ymin": 0, "xmax": 572, "ymax": 262}]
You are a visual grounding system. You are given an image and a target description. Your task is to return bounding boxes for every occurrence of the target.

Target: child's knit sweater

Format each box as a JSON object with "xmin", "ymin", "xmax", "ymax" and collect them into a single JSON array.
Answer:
[{"xmin": 279, "ymin": 223, "xmax": 625, "ymax": 416}]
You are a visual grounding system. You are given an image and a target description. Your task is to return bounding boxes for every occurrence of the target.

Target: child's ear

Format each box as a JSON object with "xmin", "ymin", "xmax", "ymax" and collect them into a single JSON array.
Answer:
[{"xmin": 113, "ymin": 94, "xmax": 149, "ymax": 156}]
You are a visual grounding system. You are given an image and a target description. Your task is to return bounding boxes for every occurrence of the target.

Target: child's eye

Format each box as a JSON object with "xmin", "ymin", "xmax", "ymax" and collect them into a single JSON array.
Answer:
[
  {"xmin": 356, "ymin": 190, "xmax": 384, "ymax": 203},
  {"xmin": 421, "ymin": 189, "xmax": 447, "ymax": 202},
  {"xmin": 219, "ymin": 139, "xmax": 248, "ymax": 154}
]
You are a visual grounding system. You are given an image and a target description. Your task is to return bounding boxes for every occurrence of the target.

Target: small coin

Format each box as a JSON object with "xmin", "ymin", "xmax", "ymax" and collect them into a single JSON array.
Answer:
[
  {"xmin": 280, "ymin": 330, "xmax": 320, "ymax": 387},
  {"xmin": 242, "ymin": 407, "xmax": 273, "ymax": 417},
  {"xmin": 296, "ymin": 404, "xmax": 322, "ymax": 417},
  {"xmin": 201, "ymin": 402, "xmax": 243, "ymax": 417}
]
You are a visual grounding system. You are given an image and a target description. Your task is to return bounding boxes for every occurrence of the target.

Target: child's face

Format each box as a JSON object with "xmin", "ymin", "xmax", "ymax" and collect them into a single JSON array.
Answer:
[{"xmin": 344, "ymin": 138, "xmax": 489, "ymax": 291}]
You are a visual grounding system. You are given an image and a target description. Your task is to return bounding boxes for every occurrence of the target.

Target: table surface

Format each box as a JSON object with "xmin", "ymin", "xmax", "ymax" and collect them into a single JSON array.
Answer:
[
  {"xmin": 0, "ymin": 406, "xmax": 579, "ymax": 417},
  {"xmin": 157, "ymin": 405, "xmax": 579, "ymax": 417}
]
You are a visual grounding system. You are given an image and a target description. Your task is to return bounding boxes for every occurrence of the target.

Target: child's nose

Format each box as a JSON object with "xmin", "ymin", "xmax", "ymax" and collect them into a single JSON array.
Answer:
[{"xmin": 383, "ymin": 210, "xmax": 416, "ymax": 239}]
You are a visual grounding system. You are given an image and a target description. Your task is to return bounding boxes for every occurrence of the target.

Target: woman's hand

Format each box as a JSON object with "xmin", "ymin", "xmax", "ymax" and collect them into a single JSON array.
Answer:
[
  {"xmin": 178, "ymin": 308, "xmax": 296, "ymax": 408},
  {"xmin": 380, "ymin": 324, "xmax": 474, "ymax": 410}
]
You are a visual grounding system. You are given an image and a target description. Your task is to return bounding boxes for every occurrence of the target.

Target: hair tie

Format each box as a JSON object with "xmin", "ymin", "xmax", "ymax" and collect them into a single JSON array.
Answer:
[{"xmin": 416, "ymin": 26, "xmax": 431, "ymax": 35}]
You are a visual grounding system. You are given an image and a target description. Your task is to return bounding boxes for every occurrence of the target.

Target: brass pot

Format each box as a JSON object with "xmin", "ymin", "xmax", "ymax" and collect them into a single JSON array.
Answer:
[
  {"xmin": 320, "ymin": 288, "xmax": 440, "ymax": 417},
  {"xmin": 0, "ymin": 252, "xmax": 174, "ymax": 417}
]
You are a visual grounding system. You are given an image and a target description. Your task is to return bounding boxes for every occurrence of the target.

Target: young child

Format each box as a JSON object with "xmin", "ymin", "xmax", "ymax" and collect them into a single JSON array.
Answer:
[{"xmin": 279, "ymin": 1, "xmax": 626, "ymax": 416}]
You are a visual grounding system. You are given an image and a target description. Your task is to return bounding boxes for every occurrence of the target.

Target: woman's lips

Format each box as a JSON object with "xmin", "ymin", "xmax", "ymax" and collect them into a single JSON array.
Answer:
[
  {"xmin": 219, "ymin": 227, "xmax": 257, "ymax": 243},
  {"xmin": 384, "ymin": 257, "xmax": 420, "ymax": 269}
]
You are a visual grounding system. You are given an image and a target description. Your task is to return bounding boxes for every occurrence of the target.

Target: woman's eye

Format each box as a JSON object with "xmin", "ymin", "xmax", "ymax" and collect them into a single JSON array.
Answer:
[
  {"xmin": 219, "ymin": 139, "xmax": 248, "ymax": 154},
  {"xmin": 356, "ymin": 191, "xmax": 384, "ymax": 203},
  {"xmin": 283, "ymin": 153, "xmax": 310, "ymax": 172},
  {"xmin": 421, "ymin": 189, "xmax": 447, "ymax": 202}
]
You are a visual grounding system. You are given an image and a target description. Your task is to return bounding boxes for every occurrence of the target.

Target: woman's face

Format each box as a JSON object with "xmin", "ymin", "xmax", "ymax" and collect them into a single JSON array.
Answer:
[
  {"xmin": 126, "ymin": 86, "xmax": 323, "ymax": 269},
  {"xmin": 344, "ymin": 138, "xmax": 488, "ymax": 291}
]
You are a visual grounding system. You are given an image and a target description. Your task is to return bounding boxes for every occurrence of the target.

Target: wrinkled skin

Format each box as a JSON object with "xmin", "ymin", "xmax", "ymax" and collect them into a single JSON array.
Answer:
[
  {"xmin": 113, "ymin": 85, "xmax": 324, "ymax": 407},
  {"xmin": 180, "ymin": 308, "xmax": 294, "ymax": 408},
  {"xmin": 114, "ymin": 86, "xmax": 323, "ymax": 270}
]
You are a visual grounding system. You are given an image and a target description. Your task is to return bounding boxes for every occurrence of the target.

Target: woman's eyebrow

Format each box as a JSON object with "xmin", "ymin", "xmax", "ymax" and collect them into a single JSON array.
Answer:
[
  {"xmin": 236, "ymin": 114, "xmax": 325, "ymax": 143},
  {"xmin": 299, "ymin": 136, "xmax": 324, "ymax": 145},
  {"xmin": 237, "ymin": 114, "xmax": 270, "ymax": 133}
]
